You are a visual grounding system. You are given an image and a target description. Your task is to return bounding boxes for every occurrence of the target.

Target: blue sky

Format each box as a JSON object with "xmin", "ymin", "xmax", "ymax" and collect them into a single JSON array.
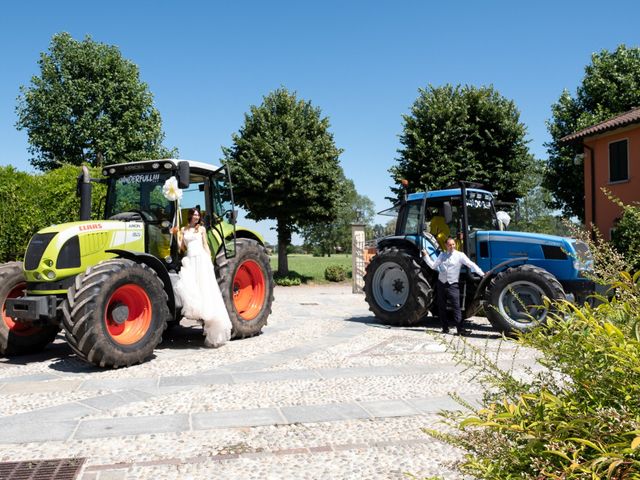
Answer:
[{"xmin": 1, "ymin": 1, "xmax": 639, "ymax": 243}]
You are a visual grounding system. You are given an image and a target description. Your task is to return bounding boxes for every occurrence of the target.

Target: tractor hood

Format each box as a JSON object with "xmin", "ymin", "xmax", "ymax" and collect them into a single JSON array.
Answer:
[
  {"xmin": 475, "ymin": 230, "xmax": 592, "ymax": 278},
  {"xmin": 24, "ymin": 220, "xmax": 145, "ymax": 291}
]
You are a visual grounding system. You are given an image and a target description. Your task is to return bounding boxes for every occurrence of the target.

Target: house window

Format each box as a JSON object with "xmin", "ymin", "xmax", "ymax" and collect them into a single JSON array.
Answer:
[{"xmin": 609, "ymin": 139, "xmax": 628, "ymax": 182}]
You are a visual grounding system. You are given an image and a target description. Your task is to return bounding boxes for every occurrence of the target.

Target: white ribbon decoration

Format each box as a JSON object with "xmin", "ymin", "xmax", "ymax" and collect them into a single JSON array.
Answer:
[{"xmin": 162, "ymin": 176, "xmax": 183, "ymax": 248}]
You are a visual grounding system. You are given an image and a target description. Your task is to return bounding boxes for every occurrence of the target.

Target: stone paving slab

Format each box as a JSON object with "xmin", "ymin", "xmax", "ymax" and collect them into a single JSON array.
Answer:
[
  {"xmin": 360, "ymin": 399, "xmax": 420, "ymax": 418},
  {"xmin": 80, "ymin": 377, "xmax": 158, "ymax": 391},
  {"xmin": 74, "ymin": 414, "xmax": 190, "ymax": 440},
  {"xmin": 0, "ymin": 420, "xmax": 77, "ymax": 443},
  {"xmin": 280, "ymin": 402, "xmax": 371, "ymax": 423},
  {"xmin": 2, "ymin": 378, "xmax": 83, "ymax": 394},
  {"xmin": 192, "ymin": 407, "xmax": 286, "ymax": 429}
]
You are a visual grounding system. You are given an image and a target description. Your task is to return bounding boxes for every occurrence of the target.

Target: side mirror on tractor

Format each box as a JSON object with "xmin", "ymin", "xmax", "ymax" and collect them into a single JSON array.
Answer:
[{"xmin": 177, "ymin": 161, "xmax": 190, "ymax": 189}]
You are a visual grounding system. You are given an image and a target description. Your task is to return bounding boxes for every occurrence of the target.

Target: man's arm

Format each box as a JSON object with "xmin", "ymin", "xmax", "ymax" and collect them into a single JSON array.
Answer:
[
  {"xmin": 421, "ymin": 250, "xmax": 441, "ymax": 270},
  {"xmin": 460, "ymin": 252, "xmax": 484, "ymax": 276}
]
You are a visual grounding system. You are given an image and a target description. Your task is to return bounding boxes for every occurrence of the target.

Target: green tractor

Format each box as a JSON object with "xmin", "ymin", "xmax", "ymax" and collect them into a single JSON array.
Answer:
[{"xmin": 1, "ymin": 159, "xmax": 274, "ymax": 368}]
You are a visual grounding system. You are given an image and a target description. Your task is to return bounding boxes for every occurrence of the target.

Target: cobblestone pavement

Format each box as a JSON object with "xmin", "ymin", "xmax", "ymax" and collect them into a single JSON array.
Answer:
[{"xmin": 0, "ymin": 285, "xmax": 538, "ymax": 479}]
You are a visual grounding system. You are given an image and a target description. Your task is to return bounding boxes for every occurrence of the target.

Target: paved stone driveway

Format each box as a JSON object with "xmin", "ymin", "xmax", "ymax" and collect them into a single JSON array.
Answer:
[{"xmin": 0, "ymin": 284, "xmax": 537, "ymax": 479}]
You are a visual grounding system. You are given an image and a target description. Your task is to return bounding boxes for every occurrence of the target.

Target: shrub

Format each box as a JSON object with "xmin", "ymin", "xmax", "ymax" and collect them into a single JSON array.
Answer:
[
  {"xmin": 274, "ymin": 276, "xmax": 302, "ymax": 286},
  {"xmin": 611, "ymin": 203, "xmax": 640, "ymax": 272},
  {"xmin": 273, "ymin": 271, "xmax": 305, "ymax": 286},
  {"xmin": 427, "ymin": 274, "xmax": 640, "ymax": 479},
  {"xmin": 324, "ymin": 265, "xmax": 346, "ymax": 282}
]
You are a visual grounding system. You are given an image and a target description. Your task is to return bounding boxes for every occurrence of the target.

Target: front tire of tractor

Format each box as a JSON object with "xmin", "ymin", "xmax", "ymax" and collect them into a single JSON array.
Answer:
[
  {"xmin": 484, "ymin": 264, "xmax": 566, "ymax": 334},
  {"xmin": 363, "ymin": 247, "xmax": 433, "ymax": 326},
  {"xmin": 0, "ymin": 262, "xmax": 59, "ymax": 356},
  {"xmin": 62, "ymin": 259, "xmax": 169, "ymax": 368},
  {"xmin": 216, "ymin": 239, "xmax": 274, "ymax": 339}
]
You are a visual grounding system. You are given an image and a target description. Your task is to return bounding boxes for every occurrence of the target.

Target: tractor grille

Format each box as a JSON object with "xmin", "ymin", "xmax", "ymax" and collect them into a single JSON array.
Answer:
[
  {"xmin": 56, "ymin": 236, "xmax": 81, "ymax": 269},
  {"xmin": 0, "ymin": 458, "xmax": 85, "ymax": 480},
  {"xmin": 24, "ymin": 233, "xmax": 56, "ymax": 270}
]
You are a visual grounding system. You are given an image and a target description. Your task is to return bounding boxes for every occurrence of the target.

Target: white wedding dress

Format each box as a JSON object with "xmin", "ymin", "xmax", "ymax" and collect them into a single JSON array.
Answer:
[{"xmin": 175, "ymin": 227, "xmax": 232, "ymax": 347}]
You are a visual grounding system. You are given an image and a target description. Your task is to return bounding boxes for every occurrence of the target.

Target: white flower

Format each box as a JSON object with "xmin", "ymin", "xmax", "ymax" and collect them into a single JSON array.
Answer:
[{"xmin": 162, "ymin": 176, "xmax": 183, "ymax": 201}]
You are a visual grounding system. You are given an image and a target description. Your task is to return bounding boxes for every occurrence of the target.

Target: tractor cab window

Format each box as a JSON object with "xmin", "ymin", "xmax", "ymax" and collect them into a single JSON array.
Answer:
[
  {"xmin": 211, "ymin": 168, "xmax": 234, "ymax": 224},
  {"xmin": 397, "ymin": 201, "xmax": 422, "ymax": 235},
  {"xmin": 106, "ymin": 172, "xmax": 174, "ymax": 225},
  {"xmin": 466, "ymin": 192, "xmax": 497, "ymax": 231},
  {"xmin": 211, "ymin": 166, "xmax": 236, "ymax": 258},
  {"xmin": 180, "ymin": 174, "xmax": 208, "ymax": 228},
  {"xmin": 424, "ymin": 200, "xmax": 462, "ymax": 249}
]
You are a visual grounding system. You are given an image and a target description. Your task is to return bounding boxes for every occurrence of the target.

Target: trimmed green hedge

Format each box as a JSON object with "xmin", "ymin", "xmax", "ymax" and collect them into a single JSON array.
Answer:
[{"xmin": 0, "ymin": 164, "xmax": 105, "ymax": 262}]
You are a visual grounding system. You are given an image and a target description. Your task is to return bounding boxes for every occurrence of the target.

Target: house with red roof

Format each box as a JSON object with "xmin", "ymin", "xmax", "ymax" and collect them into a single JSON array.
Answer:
[{"xmin": 561, "ymin": 107, "xmax": 640, "ymax": 240}]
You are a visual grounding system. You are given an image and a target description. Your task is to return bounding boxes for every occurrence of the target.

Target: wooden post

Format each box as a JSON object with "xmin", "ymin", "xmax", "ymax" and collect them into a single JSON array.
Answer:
[{"xmin": 351, "ymin": 223, "xmax": 366, "ymax": 294}]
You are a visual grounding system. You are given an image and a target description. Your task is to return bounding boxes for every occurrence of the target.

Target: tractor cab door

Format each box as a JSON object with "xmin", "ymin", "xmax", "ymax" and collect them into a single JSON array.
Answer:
[{"xmin": 210, "ymin": 165, "xmax": 237, "ymax": 259}]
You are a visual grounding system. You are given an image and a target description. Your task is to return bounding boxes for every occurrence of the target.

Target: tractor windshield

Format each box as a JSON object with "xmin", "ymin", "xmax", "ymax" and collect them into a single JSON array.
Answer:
[
  {"xmin": 466, "ymin": 192, "xmax": 498, "ymax": 231},
  {"xmin": 105, "ymin": 171, "xmax": 174, "ymax": 224}
]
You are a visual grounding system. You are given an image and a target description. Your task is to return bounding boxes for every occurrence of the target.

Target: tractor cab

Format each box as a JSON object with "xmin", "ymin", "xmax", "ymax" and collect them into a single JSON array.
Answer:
[
  {"xmin": 381, "ymin": 184, "xmax": 508, "ymax": 265},
  {"xmin": 100, "ymin": 159, "xmax": 237, "ymax": 269}
]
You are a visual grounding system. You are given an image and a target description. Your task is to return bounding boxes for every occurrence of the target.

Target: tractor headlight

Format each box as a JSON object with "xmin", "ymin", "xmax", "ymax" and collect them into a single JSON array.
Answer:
[
  {"xmin": 572, "ymin": 240, "xmax": 594, "ymax": 273},
  {"xmin": 44, "ymin": 270, "xmax": 56, "ymax": 279}
]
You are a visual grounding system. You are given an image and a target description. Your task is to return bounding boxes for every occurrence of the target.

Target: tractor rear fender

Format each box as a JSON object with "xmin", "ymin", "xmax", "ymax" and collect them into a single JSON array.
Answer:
[
  {"xmin": 105, "ymin": 249, "xmax": 176, "ymax": 319},
  {"xmin": 376, "ymin": 237, "xmax": 420, "ymax": 257},
  {"xmin": 234, "ymin": 229, "xmax": 263, "ymax": 245}
]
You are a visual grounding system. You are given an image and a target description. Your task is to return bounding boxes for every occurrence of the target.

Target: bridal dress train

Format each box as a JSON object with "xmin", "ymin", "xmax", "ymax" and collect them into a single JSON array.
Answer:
[{"xmin": 175, "ymin": 227, "xmax": 232, "ymax": 347}]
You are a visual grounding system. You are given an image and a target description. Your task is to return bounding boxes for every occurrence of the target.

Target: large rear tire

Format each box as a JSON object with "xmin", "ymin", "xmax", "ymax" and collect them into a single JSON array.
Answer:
[
  {"xmin": 0, "ymin": 262, "xmax": 59, "ymax": 356},
  {"xmin": 363, "ymin": 247, "xmax": 433, "ymax": 326},
  {"xmin": 216, "ymin": 239, "xmax": 274, "ymax": 339},
  {"xmin": 484, "ymin": 264, "xmax": 565, "ymax": 334},
  {"xmin": 61, "ymin": 259, "xmax": 169, "ymax": 368}
]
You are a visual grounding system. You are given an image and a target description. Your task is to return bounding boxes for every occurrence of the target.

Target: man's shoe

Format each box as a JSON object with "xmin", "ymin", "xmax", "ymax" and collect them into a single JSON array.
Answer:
[
  {"xmin": 441, "ymin": 328, "xmax": 450, "ymax": 334},
  {"xmin": 456, "ymin": 328, "xmax": 472, "ymax": 336}
]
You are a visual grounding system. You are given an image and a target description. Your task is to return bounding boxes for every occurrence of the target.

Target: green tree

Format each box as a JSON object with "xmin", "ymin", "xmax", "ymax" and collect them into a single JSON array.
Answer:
[
  {"xmin": 544, "ymin": 44, "xmax": 640, "ymax": 220},
  {"xmin": 503, "ymin": 164, "xmax": 570, "ymax": 236},
  {"xmin": 222, "ymin": 88, "xmax": 344, "ymax": 275},
  {"xmin": 16, "ymin": 32, "xmax": 173, "ymax": 171},
  {"xmin": 391, "ymin": 84, "xmax": 535, "ymax": 202},
  {"xmin": 301, "ymin": 177, "xmax": 375, "ymax": 256}
]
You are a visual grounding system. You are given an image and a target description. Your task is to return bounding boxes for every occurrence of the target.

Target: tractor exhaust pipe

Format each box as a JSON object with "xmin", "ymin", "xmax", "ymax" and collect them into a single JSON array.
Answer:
[{"xmin": 77, "ymin": 166, "xmax": 92, "ymax": 221}]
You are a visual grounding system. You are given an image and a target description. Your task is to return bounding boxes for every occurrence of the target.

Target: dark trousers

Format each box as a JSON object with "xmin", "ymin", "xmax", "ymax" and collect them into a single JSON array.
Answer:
[{"xmin": 437, "ymin": 280, "xmax": 462, "ymax": 330}]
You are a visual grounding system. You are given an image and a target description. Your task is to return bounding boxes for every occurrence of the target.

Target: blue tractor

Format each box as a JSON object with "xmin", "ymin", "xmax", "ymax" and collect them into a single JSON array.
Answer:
[{"xmin": 363, "ymin": 182, "xmax": 594, "ymax": 333}]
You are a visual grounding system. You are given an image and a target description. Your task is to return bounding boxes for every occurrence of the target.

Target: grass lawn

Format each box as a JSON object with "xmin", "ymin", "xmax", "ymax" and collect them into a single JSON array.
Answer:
[{"xmin": 269, "ymin": 254, "xmax": 352, "ymax": 284}]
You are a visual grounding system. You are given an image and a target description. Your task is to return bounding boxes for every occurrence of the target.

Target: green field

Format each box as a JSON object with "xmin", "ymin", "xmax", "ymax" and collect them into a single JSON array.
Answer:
[{"xmin": 269, "ymin": 254, "xmax": 352, "ymax": 284}]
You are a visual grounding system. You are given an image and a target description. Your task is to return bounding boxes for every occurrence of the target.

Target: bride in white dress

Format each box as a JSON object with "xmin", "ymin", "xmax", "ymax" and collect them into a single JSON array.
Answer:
[{"xmin": 173, "ymin": 208, "xmax": 232, "ymax": 347}]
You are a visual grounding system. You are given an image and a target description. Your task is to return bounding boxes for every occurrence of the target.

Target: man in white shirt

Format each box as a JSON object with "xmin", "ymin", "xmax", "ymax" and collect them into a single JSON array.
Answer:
[{"xmin": 422, "ymin": 236, "xmax": 485, "ymax": 335}]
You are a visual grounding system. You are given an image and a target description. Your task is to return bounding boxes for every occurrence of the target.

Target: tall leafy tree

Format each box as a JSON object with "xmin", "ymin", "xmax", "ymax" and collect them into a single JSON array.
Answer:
[
  {"xmin": 391, "ymin": 84, "xmax": 535, "ymax": 202},
  {"xmin": 545, "ymin": 45, "xmax": 640, "ymax": 220},
  {"xmin": 301, "ymin": 177, "xmax": 375, "ymax": 256},
  {"xmin": 223, "ymin": 88, "xmax": 343, "ymax": 275},
  {"xmin": 16, "ymin": 32, "xmax": 173, "ymax": 171}
]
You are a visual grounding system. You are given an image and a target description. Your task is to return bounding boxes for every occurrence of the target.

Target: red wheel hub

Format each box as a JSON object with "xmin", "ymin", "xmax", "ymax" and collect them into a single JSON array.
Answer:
[
  {"xmin": 2, "ymin": 282, "xmax": 41, "ymax": 336},
  {"xmin": 104, "ymin": 284, "xmax": 152, "ymax": 345},
  {"xmin": 233, "ymin": 260, "xmax": 266, "ymax": 321}
]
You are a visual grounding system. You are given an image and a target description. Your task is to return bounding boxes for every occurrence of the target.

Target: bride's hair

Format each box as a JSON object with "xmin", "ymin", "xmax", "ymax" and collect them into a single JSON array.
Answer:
[{"xmin": 187, "ymin": 208, "xmax": 202, "ymax": 231}]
